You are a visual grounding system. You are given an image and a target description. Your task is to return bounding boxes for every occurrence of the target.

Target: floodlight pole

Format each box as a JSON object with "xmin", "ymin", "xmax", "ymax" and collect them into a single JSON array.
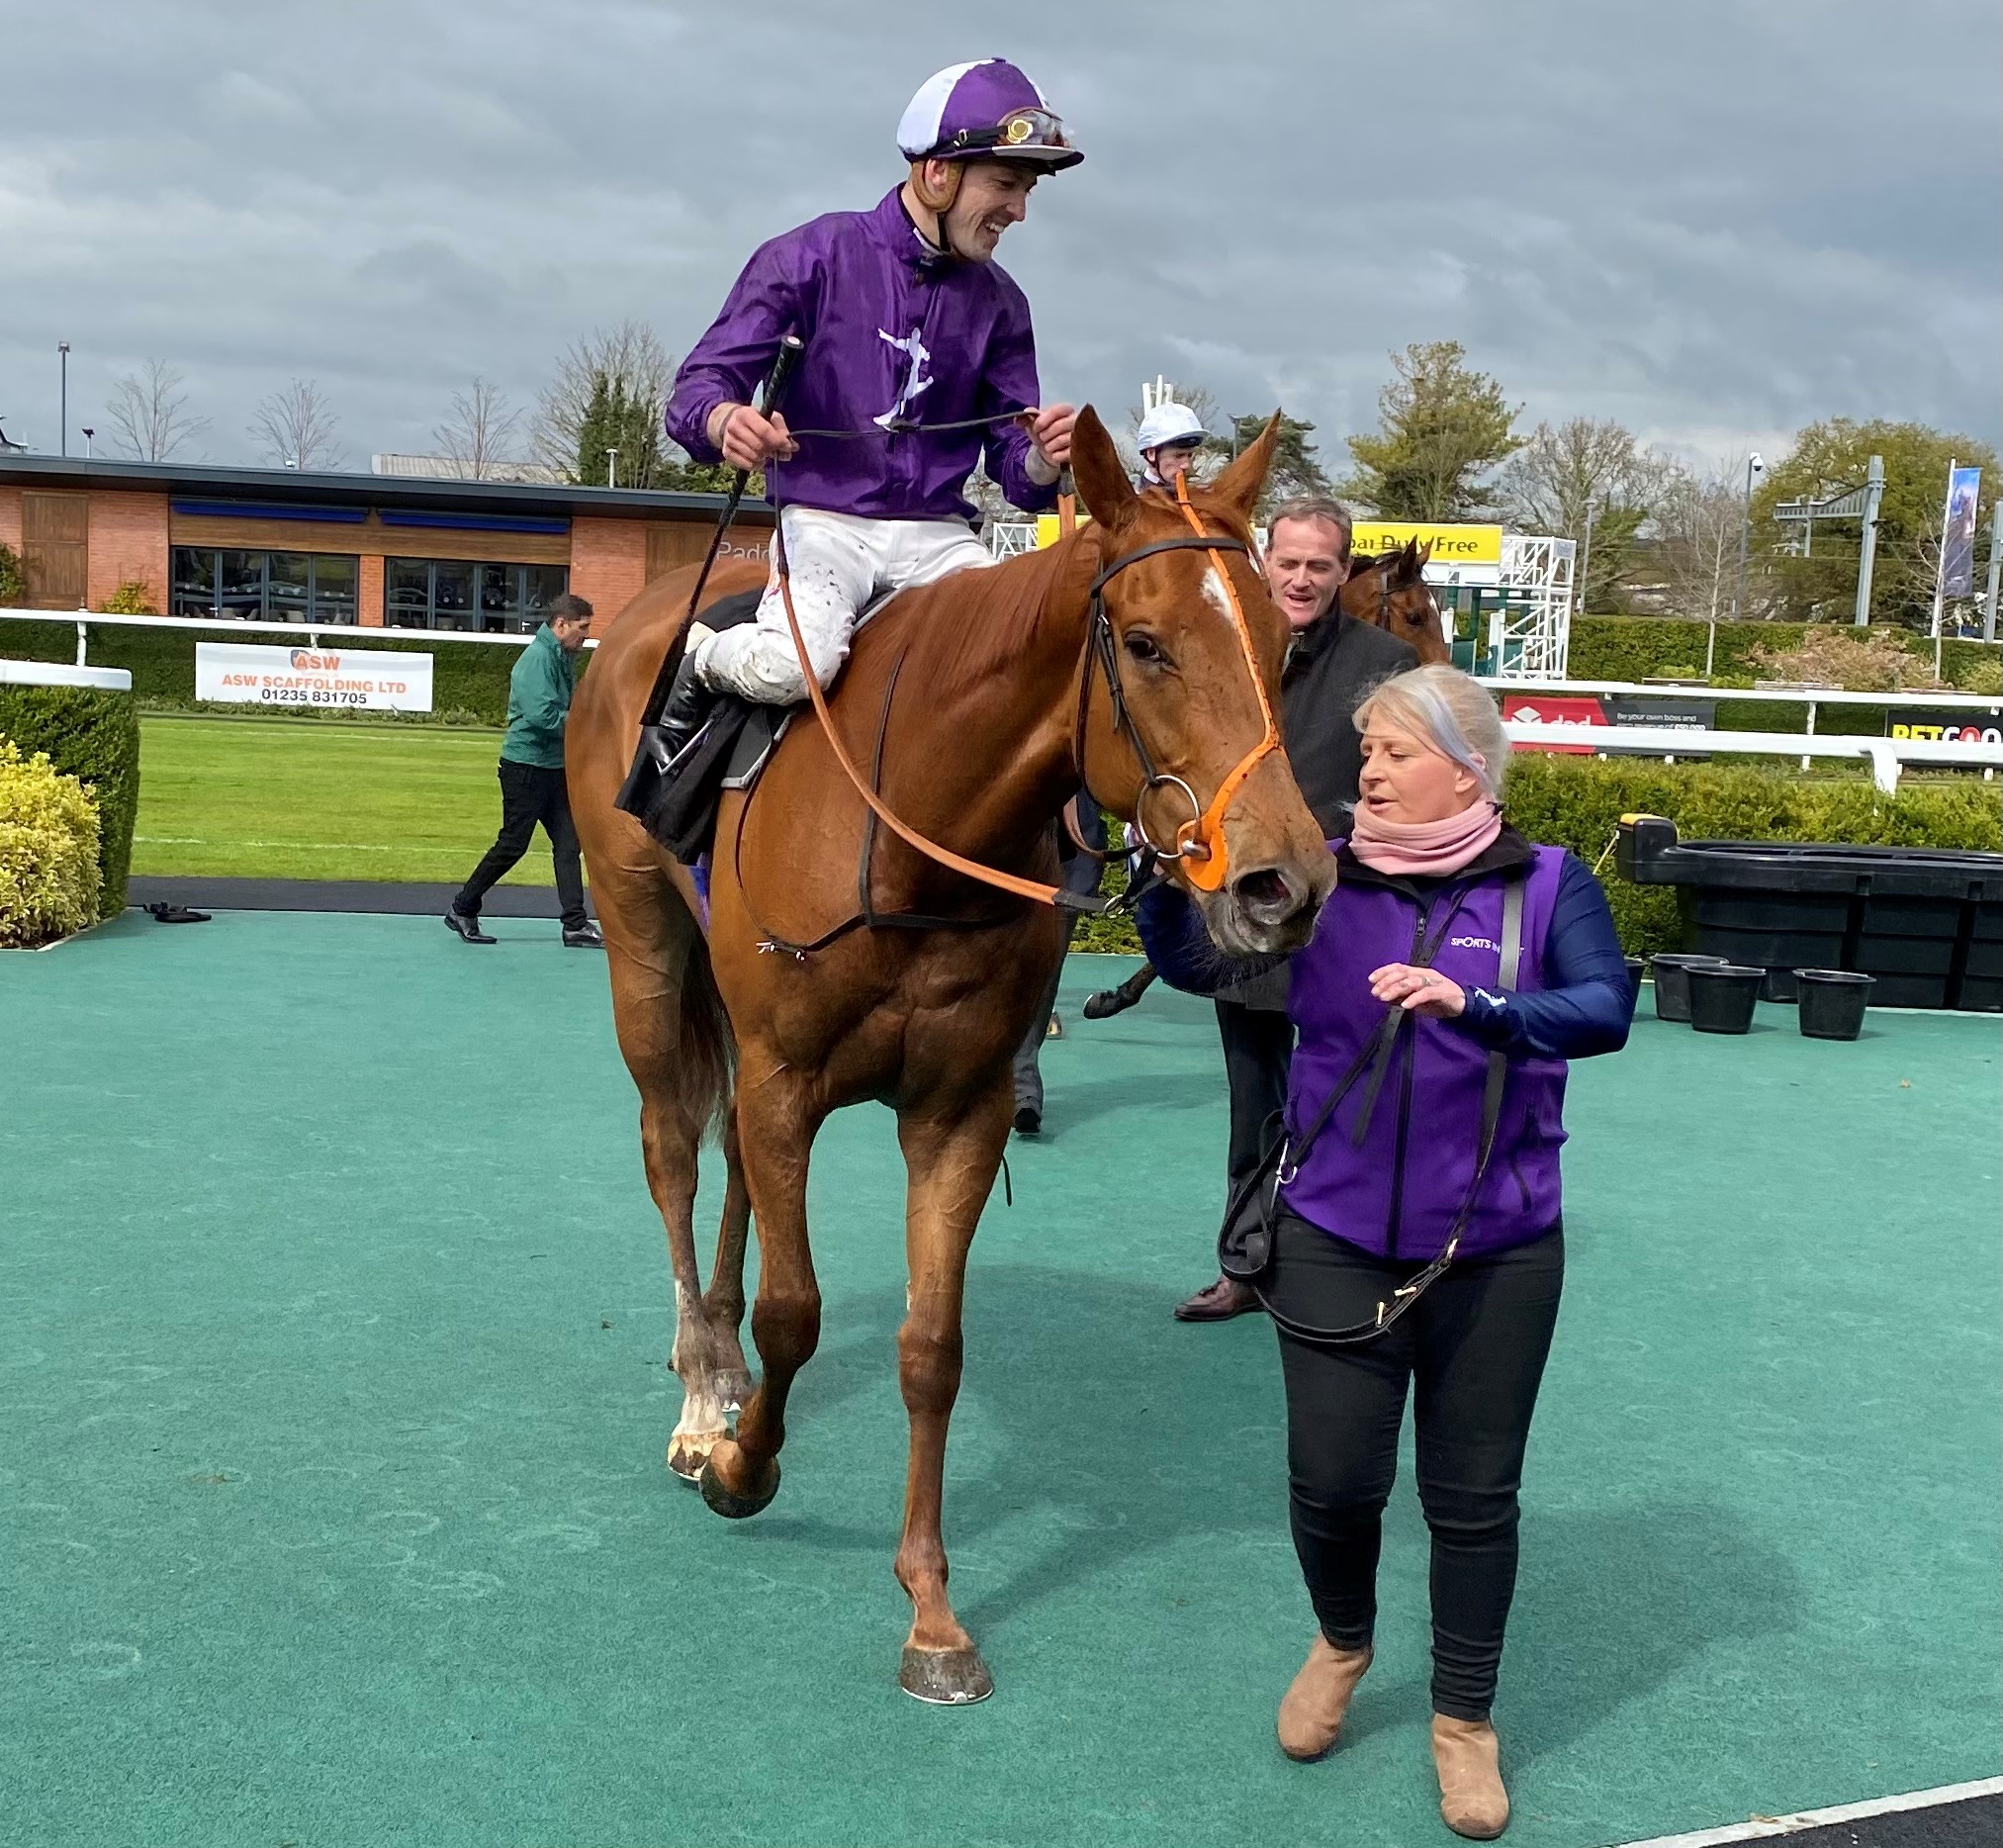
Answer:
[
  {"xmin": 606, "ymin": 447, "xmax": 618, "ymax": 491},
  {"xmin": 1576, "ymin": 500, "xmax": 1594, "ymax": 617},
  {"xmin": 58, "ymin": 342, "xmax": 69, "ymax": 457},
  {"xmin": 1732, "ymin": 454, "xmax": 1762, "ymax": 622}
]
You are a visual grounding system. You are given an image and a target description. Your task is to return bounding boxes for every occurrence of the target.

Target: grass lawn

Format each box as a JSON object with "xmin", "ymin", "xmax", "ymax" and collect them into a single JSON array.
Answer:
[{"xmin": 133, "ymin": 715, "xmax": 554, "ymax": 884}]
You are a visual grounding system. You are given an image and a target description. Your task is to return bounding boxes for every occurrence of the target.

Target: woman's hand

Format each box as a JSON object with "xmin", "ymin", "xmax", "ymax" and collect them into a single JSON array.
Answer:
[{"xmin": 1370, "ymin": 962, "xmax": 1466, "ymax": 1019}]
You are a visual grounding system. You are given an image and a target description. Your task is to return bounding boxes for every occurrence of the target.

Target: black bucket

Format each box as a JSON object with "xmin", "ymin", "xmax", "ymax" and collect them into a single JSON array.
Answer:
[
  {"xmin": 1795, "ymin": 969, "xmax": 1874, "ymax": 1041},
  {"xmin": 1650, "ymin": 954, "xmax": 1729, "ymax": 1023},
  {"xmin": 1687, "ymin": 963, "xmax": 1765, "ymax": 1035}
]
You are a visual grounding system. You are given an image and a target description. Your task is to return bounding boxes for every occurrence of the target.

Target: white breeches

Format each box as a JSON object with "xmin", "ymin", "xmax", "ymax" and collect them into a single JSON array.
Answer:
[{"xmin": 691, "ymin": 506, "xmax": 994, "ymax": 704}]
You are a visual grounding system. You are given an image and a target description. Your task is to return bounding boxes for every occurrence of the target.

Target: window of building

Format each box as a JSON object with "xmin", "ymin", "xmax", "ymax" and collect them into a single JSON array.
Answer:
[
  {"xmin": 170, "ymin": 548, "xmax": 359, "ymax": 624},
  {"xmin": 384, "ymin": 559, "xmax": 570, "ymax": 632}
]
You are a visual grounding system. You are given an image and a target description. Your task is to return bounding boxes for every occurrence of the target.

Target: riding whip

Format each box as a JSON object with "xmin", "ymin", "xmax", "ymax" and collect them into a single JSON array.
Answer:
[{"xmin": 636, "ymin": 333, "xmax": 804, "ymax": 731}]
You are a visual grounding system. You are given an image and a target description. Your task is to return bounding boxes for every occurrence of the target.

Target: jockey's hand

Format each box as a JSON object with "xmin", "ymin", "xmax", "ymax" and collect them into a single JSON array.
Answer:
[
  {"xmin": 1369, "ymin": 962, "xmax": 1466, "ymax": 1019},
  {"xmin": 1022, "ymin": 403, "xmax": 1078, "ymax": 483},
  {"xmin": 711, "ymin": 403, "xmax": 797, "ymax": 471}
]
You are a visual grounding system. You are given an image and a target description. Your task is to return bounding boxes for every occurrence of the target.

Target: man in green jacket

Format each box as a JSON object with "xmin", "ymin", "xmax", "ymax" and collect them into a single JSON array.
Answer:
[{"xmin": 446, "ymin": 593, "xmax": 601, "ymax": 947}]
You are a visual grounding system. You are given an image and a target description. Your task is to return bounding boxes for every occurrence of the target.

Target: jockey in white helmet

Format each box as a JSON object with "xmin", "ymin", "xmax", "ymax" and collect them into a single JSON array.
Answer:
[{"xmin": 1135, "ymin": 401, "xmax": 1209, "ymax": 490}]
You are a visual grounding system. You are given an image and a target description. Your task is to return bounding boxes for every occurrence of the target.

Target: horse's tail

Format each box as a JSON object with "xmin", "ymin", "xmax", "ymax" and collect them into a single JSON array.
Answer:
[{"xmin": 678, "ymin": 927, "xmax": 737, "ymax": 1143}]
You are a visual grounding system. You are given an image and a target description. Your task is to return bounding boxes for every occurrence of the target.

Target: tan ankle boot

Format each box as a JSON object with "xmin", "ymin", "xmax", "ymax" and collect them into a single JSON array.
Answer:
[
  {"xmin": 1275, "ymin": 1636, "xmax": 1372, "ymax": 1761},
  {"xmin": 1430, "ymin": 1713, "xmax": 1508, "ymax": 1838}
]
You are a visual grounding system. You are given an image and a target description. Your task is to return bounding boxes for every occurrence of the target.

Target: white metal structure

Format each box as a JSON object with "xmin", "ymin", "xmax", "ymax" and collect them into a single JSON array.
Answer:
[
  {"xmin": 986, "ymin": 522, "xmax": 1039, "ymax": 560},
  {"xmin": 1487, "ymin": 535, "xmax": 1576, "ymax": 679},
  {"xmin": 1502, "ymin": 721, "xmax": 2003, "ymax": 793}
]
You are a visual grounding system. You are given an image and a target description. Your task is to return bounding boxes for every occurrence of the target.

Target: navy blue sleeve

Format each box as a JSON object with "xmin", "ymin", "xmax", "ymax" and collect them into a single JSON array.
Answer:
[
  {"xmin": 1451, "ymin": 855, "xmax": 1634, "ymax": 1059},
  {"xmin": 1134, "ymin": 883, "xmax": 1284, "ymax": 997}
]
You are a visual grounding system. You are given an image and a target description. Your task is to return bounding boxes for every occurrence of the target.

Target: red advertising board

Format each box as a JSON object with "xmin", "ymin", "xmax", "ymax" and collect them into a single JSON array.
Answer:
[{"xmin": 1502, "ymin": 693, "xmax": 1607, "ymax": 755}]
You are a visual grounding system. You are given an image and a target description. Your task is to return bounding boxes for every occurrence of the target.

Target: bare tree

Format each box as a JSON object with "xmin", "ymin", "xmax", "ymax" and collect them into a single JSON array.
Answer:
[
  {"xmin": 1495, "ymin": 418, "xmax": 1670, "ymax": 537},
  {"xmin": 1653, "ymin": 462, "xmax": 1746, "ymax": 624},
  {"xmin": 531, "ymin": 321, "xmax": 677, "ymax": 480},
  {"xmin": 432, "ymin": 377, "xmax": 522, "ymax": 481},
  {"xmin": 249, "ymin": 379, "xmax": 343, "ymax": 471},
  {"xmin": 105, "ymin": 359, "xmax": 210, "ymax": 461}
]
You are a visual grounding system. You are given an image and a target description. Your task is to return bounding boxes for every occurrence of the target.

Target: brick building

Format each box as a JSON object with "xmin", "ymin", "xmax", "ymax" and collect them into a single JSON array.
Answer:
[{"xmin": 0, "ymin": 456, "xmax": 774, "ymax": 629}]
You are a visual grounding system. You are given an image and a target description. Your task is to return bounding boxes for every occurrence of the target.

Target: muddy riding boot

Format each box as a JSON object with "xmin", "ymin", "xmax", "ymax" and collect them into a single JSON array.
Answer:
[
  {"xmin": 656, "ymin": 654, "xmax": 719, "ymax": 771},
  {"xmin": 1275, "ymin": 1637, "xmax": 1372, "ymax": 1761},
  {"xmin": 1431, "ymin": 1714, "xmax": 1508, "ymax": 1839}
]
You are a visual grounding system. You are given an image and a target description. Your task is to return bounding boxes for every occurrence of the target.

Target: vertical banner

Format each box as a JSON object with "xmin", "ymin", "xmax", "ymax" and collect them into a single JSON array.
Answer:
[{"xmin": 1942, "ymin": 465, "xmax": 1982, "ymax": 597}]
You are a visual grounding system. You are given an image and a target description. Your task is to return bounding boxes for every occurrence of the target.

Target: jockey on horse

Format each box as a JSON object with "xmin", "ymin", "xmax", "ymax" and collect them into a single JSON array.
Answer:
[{"xmin": 654, "ymin": 58, "xmax": 1084, "ymax": 763}]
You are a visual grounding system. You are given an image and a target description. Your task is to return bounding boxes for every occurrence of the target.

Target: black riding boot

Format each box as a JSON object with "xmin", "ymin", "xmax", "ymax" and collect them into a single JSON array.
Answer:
[{"xmin": 655, "ymin": 654, "xmax": 719, "ymax": 771}]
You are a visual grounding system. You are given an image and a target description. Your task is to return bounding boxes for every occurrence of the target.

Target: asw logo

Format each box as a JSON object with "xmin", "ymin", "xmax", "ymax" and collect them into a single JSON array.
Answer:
[{"xmin": 289, "ymin": 649, "xmax": 342, "ymax": 670}]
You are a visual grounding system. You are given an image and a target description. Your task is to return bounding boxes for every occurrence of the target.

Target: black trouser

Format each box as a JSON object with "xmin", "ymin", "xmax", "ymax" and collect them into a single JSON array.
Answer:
[
  {"xmin": 1267, "ymin": 1211, "xmax": 1565, "ymax": 1720},
  {"xmin": 455, "ymin": 759, "xmax": 588, "ymax": 931},
  {"xmin": 1012, "ymin": 918, "xmax": 1079, "ymax": 1114},
  {"xmin": 1216, "ymin": 998, "xmax": 1294, "ymax": 1201}
]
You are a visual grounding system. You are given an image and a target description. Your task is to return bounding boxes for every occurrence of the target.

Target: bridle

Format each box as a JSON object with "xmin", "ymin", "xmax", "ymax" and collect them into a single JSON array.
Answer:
[{"xmin": 1074, "ymin": 475, "xmax": 1281, "ymax": 892}]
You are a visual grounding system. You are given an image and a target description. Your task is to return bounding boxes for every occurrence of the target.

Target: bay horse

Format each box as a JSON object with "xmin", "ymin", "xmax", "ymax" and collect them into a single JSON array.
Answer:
[
  {"xmin": 1342, "ymin": 535, "xmax": 1450, "ymax": 662},
  {"xmin": 566, "ymin": 409, "xmax": 1333, "ymax": 1704}
]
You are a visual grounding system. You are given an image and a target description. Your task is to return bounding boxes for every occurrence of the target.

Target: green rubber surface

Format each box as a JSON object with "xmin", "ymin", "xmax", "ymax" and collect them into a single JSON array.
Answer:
[{"xmin": 3, "ymin": 912, "xmax": 1998, "ymax": 1847}]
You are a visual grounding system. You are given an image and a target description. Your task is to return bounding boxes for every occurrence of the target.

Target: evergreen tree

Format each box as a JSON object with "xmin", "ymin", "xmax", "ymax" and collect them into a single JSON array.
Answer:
[
  {"xmin": 575, "ymin": 372, "xmax": 667, "ymax": 488},
  {"xmin": 1226, "ymin": 412, "xmax": 1330, "ymax": 517},
  {"xmin": 1342, "ymin": 341, "xmax": 1521, "ymax": 519}
]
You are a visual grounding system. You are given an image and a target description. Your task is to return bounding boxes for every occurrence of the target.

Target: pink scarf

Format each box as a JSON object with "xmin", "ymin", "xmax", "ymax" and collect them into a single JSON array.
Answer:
[{"xmin": 1349, "ymin": 800, "xmax": 1502, "ymax": 877}]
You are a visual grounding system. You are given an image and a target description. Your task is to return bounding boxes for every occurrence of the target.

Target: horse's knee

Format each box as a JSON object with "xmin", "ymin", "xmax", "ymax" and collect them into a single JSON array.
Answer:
[
  {"xmin": 752, "ymin": 1288, "xmax": 821, "ymax": 1370},
  {"xmin": 898, "ymin": 1322, "xmax": 964, "ymax": 1417}
]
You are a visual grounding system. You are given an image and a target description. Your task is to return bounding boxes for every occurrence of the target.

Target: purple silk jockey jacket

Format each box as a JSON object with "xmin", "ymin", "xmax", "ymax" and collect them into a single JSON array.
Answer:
[
  {"xmin": 664, "ymin": 189, "xmax": 1060, "ymax": 525},
  {"xmin": 1280, "ymin": 845, "xmax": 1569, "ymax": 1262}
]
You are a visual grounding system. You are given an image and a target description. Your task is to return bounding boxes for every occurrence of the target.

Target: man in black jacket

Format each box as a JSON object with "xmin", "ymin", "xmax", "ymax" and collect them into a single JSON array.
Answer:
[{"xmin": 1176, "ymin": 495, "xmax": 1418, "ymax": 1321}]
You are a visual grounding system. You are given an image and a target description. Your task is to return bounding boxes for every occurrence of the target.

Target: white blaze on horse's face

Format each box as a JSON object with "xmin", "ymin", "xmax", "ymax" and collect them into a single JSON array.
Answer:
[{"xmin": 1201, "ymin": 566, "xmax": 1232, "ymax": 623}]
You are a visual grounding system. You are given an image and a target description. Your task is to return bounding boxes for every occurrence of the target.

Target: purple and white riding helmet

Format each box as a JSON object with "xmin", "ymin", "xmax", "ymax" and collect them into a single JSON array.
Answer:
[{"xmin": 895, "ymin": 59, "xmax": 1083, "ymax": 171}]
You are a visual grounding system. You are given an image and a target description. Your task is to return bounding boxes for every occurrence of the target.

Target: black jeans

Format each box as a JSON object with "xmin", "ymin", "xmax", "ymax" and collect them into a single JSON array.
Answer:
[
  {"xmin": 1267, "ymin": 1211, "xmax": 1565, "ymax": 1719},
  {"xmin": 1216, "ymin": 998, "xmax": 1294, "ymax": 1201},
  {"xmin": 456, "ymin": 759, "xmax": 588, "ymax": 931}
]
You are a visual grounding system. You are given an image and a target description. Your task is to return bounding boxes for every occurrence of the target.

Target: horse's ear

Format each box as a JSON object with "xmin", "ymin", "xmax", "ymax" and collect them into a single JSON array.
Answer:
[
  {"xmin": 1207, "ymin": 412, "xmax": 1280, "ymax": 522},
  {"xmin": 1066, "ymin": 406, "xmax": 1138, "ymax": 532}
]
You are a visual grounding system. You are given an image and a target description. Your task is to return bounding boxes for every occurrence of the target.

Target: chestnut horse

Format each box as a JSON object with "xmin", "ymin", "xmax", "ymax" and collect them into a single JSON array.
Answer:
[
  {"xmin": 1341, "ymin": 535, "xmax": 1449, "ymax": 663},
  {"xmin": 566, "ymin": 410, "xmax": 1332, "ymax": 1703}
]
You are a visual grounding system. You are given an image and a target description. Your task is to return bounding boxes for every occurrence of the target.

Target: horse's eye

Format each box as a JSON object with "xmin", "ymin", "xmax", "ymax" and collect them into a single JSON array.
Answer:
[{"xmin": 1124, "ymin": 631, "xmax": 1166, "ymax": 666}]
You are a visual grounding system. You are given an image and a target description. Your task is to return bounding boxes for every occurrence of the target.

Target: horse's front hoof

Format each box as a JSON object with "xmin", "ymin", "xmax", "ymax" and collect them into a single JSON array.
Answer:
[
  {"xmin": 666, "ymin": 1439, "xmax": 709, "ymax": 1486},
  {"xmin": 899, "ymin": 1645, "xmax": 994, "ymax": 1706},
  {"xmin": 697, "ymin": 1446, "xmax": 779, "ymax": 1520}
]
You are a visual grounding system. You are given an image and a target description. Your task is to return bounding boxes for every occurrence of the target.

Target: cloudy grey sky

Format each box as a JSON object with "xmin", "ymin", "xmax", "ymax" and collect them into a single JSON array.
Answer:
[{"xmin": 6, "ymin": 0, "xmax": 1998, "ymax": 474}]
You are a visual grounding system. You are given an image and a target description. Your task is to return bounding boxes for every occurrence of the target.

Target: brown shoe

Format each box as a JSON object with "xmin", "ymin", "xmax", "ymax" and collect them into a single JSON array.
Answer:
[
  {"xmin": 1431, "ymin": 1714, "xmax": 1508, "ymax": 1839},
  {"xmin": 1275, "ymin": 1636, "xmax": 1372, "ymax": 1761},
  {"xmin": 1174, "ymin": 1276, "xmax": 1261, "ymax": 1322}
]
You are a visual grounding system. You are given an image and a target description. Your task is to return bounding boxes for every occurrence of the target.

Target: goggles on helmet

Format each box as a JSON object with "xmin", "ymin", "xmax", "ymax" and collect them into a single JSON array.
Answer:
[{"xmin": 932, "ymin": 107, "xmax": 1077, "ymax": 162}]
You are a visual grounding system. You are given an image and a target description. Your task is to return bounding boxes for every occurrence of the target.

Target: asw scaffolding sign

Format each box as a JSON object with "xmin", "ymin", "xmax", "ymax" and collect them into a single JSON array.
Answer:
[{"xmin": 195, "ymin": 642, "xmax": 434, "ymax": 713}]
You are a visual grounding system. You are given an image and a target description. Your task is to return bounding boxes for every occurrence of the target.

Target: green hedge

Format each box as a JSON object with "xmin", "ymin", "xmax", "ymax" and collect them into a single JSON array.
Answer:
[
  {"xmin": 0, "ymin": 619, "xmax": 524, "ymax": 726},
  {"xmin": 1502, "ymin": 755, "xmax": 2001, "ymax": 959},
  {"xmin": 1570, "ymin": 615, "xmax": 2000, "ymax": 726},
  {"xmin": 0, "ymin": 687, "xmax": 142, "ymax": 918}
]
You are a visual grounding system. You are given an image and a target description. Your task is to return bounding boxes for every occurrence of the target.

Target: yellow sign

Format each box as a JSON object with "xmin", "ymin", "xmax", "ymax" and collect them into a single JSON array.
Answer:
[
  {"xmin": 1033, "ymin": 511, "xmax": 1094, "ymax": 548},
  {"xmin": 1349, "ymin": 521, "xmax": 1502, "ymax": 565}
]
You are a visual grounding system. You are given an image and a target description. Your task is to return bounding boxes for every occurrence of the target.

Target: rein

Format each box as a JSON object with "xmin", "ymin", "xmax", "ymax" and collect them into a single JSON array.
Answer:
[{"xmin": 751, "ymin": 492, "xmax": 1276, "ymax": 950}]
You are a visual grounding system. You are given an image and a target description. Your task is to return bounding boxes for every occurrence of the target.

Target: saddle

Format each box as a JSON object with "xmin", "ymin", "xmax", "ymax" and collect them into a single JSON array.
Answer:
[
  {"xmin": 619, "ymin": 588, "xmax": 797, "ymax": 863},
  {"xmin": 621, "ymin": 582, "xmax": 915, "ymax": 864}
]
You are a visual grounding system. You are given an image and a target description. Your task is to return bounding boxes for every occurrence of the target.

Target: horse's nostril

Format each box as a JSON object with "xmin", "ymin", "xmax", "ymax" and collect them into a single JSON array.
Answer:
[{"xmin": 1231, "ymin": 867, "xmax": 1298, "ymax": 921}]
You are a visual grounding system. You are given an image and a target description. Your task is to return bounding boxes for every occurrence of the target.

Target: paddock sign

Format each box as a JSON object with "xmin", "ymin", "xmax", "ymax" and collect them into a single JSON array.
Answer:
[{"xmin": 195, "ymin": 642, "xmax": 434, "ymax": 713}]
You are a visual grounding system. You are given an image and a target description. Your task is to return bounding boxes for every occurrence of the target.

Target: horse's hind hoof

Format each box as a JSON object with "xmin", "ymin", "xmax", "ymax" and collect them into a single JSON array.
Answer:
[
  {"xmin": 697, "ymin": 1452, "xmax": 779, "ymax": 1520},
  {"xmin": 899, "ymin": 1645, "xmax": 994, "ymax": 1706}
]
